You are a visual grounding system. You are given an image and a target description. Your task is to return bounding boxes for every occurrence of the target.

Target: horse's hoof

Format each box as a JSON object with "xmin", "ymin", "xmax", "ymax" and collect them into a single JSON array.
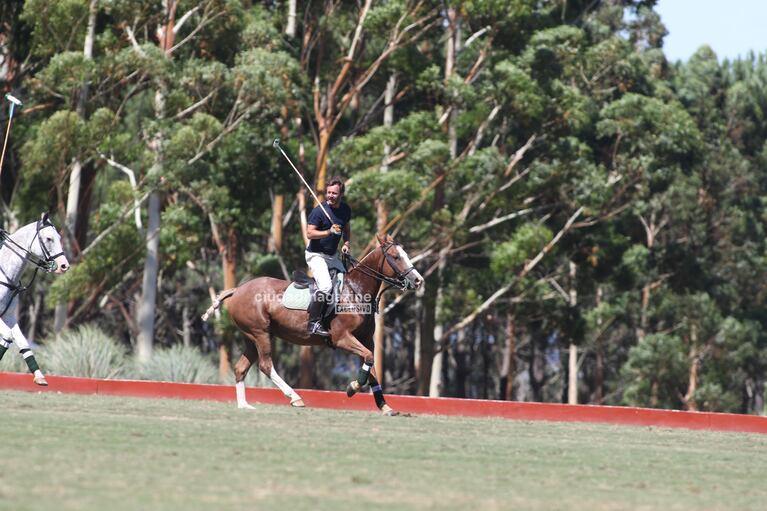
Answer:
[
  {"xmin": 290, "ymin": 398, "xmax": 305, "ymax": 408},
  {"xmin": 33, "ymin": 376, "xmax": 48, "ymax": 386},
  {"xmin": 381, "ymin": 404, "xmax": 399, "ymax": 416},
  {"xmin": 237, "ymin": 402, "xmax": 256, "ymax": 410},
  {"xmin": 346, "ymin": 381, "xmax": 360, "ymax": 397}
]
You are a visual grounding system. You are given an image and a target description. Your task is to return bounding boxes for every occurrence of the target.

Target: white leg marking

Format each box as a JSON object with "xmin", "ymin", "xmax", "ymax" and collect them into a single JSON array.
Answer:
[
  {"xmin": 235, "ymin": 381, "xmax": 255, "ymax": 409},
  {"xmin": 10, "ymin": 324, "xmax": 30, "ymax": 350},
  {"xmin": 33, "ymin": 370, "xmax": 47, "ymax": 386},
  {"xmin": 270, "ymin": 367, "xmax": 304, "ymax": 406},
  {"xmin": 0, "ymin": 318, "xmax": 14, "ymax": 342}
]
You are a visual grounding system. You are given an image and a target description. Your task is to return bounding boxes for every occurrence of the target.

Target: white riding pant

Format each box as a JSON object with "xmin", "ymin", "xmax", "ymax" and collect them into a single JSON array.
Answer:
[{"xmin": 305, "ymin": 250, "xmax": 342, "ymax": 295}]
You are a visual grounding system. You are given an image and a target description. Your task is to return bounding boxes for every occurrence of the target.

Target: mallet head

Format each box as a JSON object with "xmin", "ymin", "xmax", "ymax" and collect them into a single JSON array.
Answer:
[
  {"xmin": 5, "ymin": 94, "xmax": 23, "ymax": 107},
  {"xmin": 273, "ymin": 138, "xmax": 280, "ymax": 149}
]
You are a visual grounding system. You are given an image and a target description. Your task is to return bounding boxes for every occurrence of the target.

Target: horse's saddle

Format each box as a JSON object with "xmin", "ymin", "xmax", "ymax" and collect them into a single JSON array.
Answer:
[{"xmin": 281, "ymin": 269, "xmax": 345, "ymax": 311}]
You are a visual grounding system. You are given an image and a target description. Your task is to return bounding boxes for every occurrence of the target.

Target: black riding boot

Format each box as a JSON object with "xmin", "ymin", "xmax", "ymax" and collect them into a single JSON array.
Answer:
[{"xmin": 307, "ymin": 292, "xmax": 331, "ymax": 337}]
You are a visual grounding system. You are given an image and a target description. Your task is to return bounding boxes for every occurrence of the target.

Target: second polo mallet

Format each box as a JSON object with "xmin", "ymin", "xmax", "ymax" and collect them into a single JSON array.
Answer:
[
  {"xmin": 273, "ymin": 138, "xmax": 334, "ymax": 223},
  {"xmin": 0, "ymin": 94, "xmax": 23, "ymax": 180}
]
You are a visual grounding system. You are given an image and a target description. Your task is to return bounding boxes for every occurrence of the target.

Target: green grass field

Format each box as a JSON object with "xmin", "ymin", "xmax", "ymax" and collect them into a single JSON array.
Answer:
[{"xmin": 1, "ymin": 391, "xmax": 766, "ymax": 511}]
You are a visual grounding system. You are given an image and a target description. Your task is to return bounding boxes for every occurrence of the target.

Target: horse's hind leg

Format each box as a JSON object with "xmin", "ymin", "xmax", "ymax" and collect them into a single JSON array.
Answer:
[
  {"xmin": 247, "ymin": 331, "xmax": 305, "ymax": 408},
  {"xmin": 258, "ymin": 341, "xmax": 305, "ymax": 407},
  {"xmin": 234, "ymin": 342, "xmax": 258, "ymax": 409}
]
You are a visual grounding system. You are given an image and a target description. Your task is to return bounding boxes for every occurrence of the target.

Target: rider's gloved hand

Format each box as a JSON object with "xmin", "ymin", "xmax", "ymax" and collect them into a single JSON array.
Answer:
[{"xmin": 330, "ymin": 224, "xmax": 343, "ymax": 235}]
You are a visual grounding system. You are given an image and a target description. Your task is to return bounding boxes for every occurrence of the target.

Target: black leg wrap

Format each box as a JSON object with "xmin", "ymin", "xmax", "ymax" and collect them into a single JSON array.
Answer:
[
  {"xmin": 20, "ymin": 349, "xmax": 40, "ymax": 373},
  {"xmin": 356, "ymin": 362, "xmax": 372, "ymax": 387},
  {"xmin": 0, "ymin": 340, "xmax": 9, "ymax": 361},
  {"xmin": 372, "ymin": 383, "xmax": 386, "ymax": 409}
]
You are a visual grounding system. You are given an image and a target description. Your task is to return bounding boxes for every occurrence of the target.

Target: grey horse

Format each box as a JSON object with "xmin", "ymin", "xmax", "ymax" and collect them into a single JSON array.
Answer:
[{"xmin": 0, "ymin": 213, "xmax": 69, "ymax": 385}]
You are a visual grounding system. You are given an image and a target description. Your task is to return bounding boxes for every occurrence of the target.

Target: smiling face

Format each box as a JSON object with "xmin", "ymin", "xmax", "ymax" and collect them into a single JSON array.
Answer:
[
  {"xmin": 326, "ymin": 183, "xmax": 343, "ymax": 207},
  {"xmin": 38, "ymin": 223, "xmax": 69, "ymax": 273}
]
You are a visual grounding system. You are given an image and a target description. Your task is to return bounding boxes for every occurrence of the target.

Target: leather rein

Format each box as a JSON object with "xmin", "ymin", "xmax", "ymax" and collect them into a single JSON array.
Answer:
[
  {"xmin": 342, "ymin": 240, "xmax": 416, "ymax": 312},
  {"xmin": 0, "ymin": 220, "xmax": 63, "ymax": 315}
]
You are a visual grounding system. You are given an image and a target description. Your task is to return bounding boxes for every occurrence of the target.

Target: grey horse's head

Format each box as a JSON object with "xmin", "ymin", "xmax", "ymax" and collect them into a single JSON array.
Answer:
[{"xmin": 35, "ymin": 213, "xmax": 69, "ymax": 274}]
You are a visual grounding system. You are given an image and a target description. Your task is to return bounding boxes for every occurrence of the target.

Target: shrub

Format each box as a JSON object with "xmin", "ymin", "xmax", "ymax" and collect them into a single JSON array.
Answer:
[
  {"xmin": 43, "ymin": 324, "xmax": 128, "ymax": 379},
  {"xmin": 134, "ymin": 344, "xmax": 219, "ymax": 384}
]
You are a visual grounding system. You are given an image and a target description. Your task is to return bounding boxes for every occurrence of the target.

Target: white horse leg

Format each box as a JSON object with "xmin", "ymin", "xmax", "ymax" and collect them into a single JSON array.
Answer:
[
  {"xmin": 10, "ymin": 323, "xmax": 47, "ymax": 386},
  {"xmin": 235, "ymin": 381, "xmax": 255, "ymax": 409},
  {"xmin": 0, "ymin": 318, "xmax": 11, "ymax": 361},
  {"xmin": 0, "ymin": 337, "xmax": 10, "ymax": 361},
  {"xmin": 269, "ymin": 367, "xmax": 304, "ymax": 407}
]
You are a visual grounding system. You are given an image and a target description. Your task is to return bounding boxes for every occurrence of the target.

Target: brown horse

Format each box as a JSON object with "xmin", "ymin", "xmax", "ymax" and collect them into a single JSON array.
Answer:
[{"xmin": 201, "ymin": 234, "xmax": 424, "ymax": 415}]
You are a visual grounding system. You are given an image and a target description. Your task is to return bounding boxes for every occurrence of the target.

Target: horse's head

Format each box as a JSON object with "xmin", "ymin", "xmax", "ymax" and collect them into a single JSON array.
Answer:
[
  {"xmin": 35, "ymin": 213, "xmax": 69, "ymax": 274},
  {"xmin": 377, "ymin": 234, "xmax": 424, "ymax": 290}
]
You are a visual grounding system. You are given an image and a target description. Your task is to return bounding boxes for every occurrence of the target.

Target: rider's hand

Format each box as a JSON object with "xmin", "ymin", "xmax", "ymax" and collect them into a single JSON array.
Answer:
[
  {"xmin": 341, "ymin": 242, "xmax": 350, "ymax": 255},
  {"xmin": 330, "ymin": 224, "xmax": 343, "ymax": 235}
]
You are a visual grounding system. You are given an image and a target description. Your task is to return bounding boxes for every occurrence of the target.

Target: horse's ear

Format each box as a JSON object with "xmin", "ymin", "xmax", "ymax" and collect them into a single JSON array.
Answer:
[
  {"xmin": 375, "ymin": 233, "xmax": 383, "ymax": 244},
  {"xmin": 385, "ymin": 233, "xmax": 394, "ymax": 243},
  {"xmin": 40, "ymin": 212, "xmax": 49, "ymax": 224}
]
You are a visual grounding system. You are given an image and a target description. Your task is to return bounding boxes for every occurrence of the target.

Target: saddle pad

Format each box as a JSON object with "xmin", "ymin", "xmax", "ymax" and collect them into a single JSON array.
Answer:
[
  {"xmin": 281, "ymin": 273, "xmax": 345, "ymax": 311},
  {"xmin": 282, "ymin": 283, "xmax": 311, "ymax": 310}
]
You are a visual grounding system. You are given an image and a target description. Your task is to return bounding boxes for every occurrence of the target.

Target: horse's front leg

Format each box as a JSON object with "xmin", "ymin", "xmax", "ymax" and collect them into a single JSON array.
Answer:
[
  {"xmin": 333, "ymin": 332, "xmax": 375, "ymax": 398},
  {"xmin": 368, "ymin": 367, "xmax": 399, "ymax": 416},
  {"xmin": 1, "ymin": 311, "xmax": 47, "ymax": 386}
]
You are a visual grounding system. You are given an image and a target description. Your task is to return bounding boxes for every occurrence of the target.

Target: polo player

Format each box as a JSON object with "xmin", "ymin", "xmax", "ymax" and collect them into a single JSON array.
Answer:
[{"xmin": 304, "ymin": 176, "xmax": 351, "ymax": 337}]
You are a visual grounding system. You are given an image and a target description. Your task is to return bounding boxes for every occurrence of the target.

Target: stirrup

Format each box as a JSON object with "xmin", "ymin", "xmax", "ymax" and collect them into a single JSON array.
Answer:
[{"xmin": 308, "ymin": 321, "xmax": 330, "ymax": 337}]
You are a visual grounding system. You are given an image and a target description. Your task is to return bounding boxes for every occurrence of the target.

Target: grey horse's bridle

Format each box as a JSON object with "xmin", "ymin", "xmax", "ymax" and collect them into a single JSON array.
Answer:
[{"xmin": 0, "ymin": 219, "xmax": 62, "ymax": 273}]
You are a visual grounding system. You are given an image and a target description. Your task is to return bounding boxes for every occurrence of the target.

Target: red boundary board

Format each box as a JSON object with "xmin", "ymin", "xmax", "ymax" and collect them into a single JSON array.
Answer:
[{"xmin": 2, "ymin": 371, "xmax": 766, "ymax": 434}]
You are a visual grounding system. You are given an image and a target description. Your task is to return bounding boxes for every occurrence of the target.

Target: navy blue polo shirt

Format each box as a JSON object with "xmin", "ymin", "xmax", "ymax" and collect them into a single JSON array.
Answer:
[{"xmin": 307, "ymin": 201, "xmax": 352, "ymax": 255}]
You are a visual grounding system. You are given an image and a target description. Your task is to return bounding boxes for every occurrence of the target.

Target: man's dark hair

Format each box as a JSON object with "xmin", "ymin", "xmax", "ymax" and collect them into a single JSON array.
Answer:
[{"xmin": 327, "ymin": 176, "xmax": 346, "ymax": 194}]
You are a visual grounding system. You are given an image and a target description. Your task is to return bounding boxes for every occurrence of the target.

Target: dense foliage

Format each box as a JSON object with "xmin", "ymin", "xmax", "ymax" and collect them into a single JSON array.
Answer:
[{"xmin": 2, "ymin": 0, "xmax": 766, "ymax": 413}]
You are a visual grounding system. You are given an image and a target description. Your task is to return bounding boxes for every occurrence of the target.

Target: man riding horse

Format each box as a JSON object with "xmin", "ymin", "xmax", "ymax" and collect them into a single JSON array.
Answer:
[
  {"xmin": 201, "ymin": 142, "xmax": 425, "ymax": 414},
  {"xmin": 304, "ymin": 176, "xmax": 351, "ymax": 337}
]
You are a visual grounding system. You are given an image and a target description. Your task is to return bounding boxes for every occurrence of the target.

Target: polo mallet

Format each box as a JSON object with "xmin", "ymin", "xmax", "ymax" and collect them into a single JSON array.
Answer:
[
  {"xmin": 273, "ymin": 138, "xmax": 334, "ymax": 224},
  {"xmin": 0, "ymin": 94, "xmax": 23, "ymax": 179}
]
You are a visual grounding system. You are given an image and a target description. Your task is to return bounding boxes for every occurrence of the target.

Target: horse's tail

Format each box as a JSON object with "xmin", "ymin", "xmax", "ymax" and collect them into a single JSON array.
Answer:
[{"xmin": 201, "ymin": 288, "xmax": 237, "ymax": 322}]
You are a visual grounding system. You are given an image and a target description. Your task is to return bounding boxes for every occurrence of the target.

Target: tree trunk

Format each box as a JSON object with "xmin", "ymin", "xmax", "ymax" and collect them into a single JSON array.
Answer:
[
  {"xmin": 286, "ymin": 0, "xmax": 297, "ymax": 37},
  {"xmin": 137, "ymin": 190, "xmax": 162, "ymax": 362},
  {"xmin": 413, "ymin": 286, "xmax": 423, "ymax": 386},
  {"xmin": 428, "ymin": 333, "xmax": 444, "ymax": 396},
  {"xmin": 454, "ymin": 328, "xmax": 468, "ymax": 398},
  {"xmin": 754, "ymin": 379, "xmax": 765, "ymax": 416},
  {"xmin": 594, "ymin": 286, "xmax": 604, "ymax": 404},
  {"xmin": 424, "ymin": 8, "xmax": 459, "ymax": 399},
  {"xmin": 418, "ymin": 268, "xmax": 438, "ymax": 395},
  {"xmin": 219, "ymin": 227, "xmax": 237, "ymax": 379},
  {"xmin": 297, "ymin": 132, "xmax": 312, "ymax": 386},
  {"xmin": 182, "ymin": 303, "xmax": 191, "ymax": 348},
  {"xmin": 500, "ymin": 313, "xmax": 516, "ymax": 400},
  {"xmin": 373, "ymin": 74, "xmax": 395, "ymax": 385},
  {"xmin": 530, "ymin": 326, "xmax": 545, "ymax": 402},
  {"xmin": 136, "ymin": 0, "xmax": 178, "ymax": 360},
  {"xmin": 269, "ymin": 192, "xmax": 284, "ymax": 253},
  {"xmin": 567, "ymin": 261, "xmax": 578, "ymax": 405},
  {"xmin": 637, "ymin": 214, "xmax": 661, "ymax": 342},
  {"xmin": 27, "ymin": 290, "xmax": 43, "ymax": 343},
  {"xmin": 683, "ymin": 325, "xmax": 699, "ymax": 411},
  {"xmin": 270, "ymin": 102, "xmax": 291, "ymax": 254},
  {"xmin": 54, "ymin": 0, "xmax": 98, "ymax": 333},
  {"xmin": 637, "ymin": 283, "xmax": 650, "ymax": 342},
  {"xmin": 373, "ymin": 196, "xmax": 386, "ymax": 384},
  {"xmin": 428, "ymin": 255, "xmax": 448, "ymax": 397}
]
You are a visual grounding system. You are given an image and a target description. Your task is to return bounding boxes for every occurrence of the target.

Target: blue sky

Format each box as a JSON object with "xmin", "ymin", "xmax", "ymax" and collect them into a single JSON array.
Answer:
[{"xmin": 655, "ymin": 0, "xmax": 767, "ymax": 62}]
